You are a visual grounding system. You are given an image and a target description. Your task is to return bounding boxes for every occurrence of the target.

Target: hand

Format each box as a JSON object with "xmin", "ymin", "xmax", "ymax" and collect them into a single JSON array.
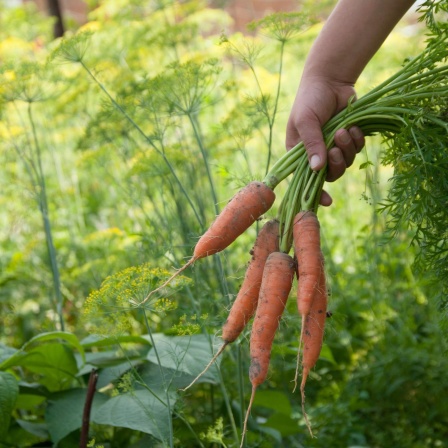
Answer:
[{"xmin": 286, "ymin": 75, "xmax": 365, "ymax": 206}]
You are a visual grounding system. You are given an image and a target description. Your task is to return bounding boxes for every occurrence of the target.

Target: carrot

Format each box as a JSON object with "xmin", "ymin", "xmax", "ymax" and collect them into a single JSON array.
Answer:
[
  {"xmin": 241, "ymin": 251, "xmax": 295, "ymax": 447},
  {"xmin": 181, "ymin": 219, "xmax": 280, "ymax": 391},
  {"xmin": 139, "ymin": 181, "xmax": 275, "ymax": 306},
  {"xmin": 222, "ymin": 219, "xmax": 280, "ymax": 342},
  {"xmin": 293, "ymin": 211, "xmax": 323, "ymax": 317},
  {"xmin": 290, "ymin": 210, "xmax": 326, "ymax": 436},
  {"xmin": 299, "ymin": 266, "xmax": 327, "ymax": 436}
]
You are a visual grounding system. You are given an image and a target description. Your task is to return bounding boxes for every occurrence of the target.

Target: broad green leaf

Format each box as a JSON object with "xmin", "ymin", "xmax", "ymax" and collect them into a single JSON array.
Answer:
[
  {"xmin": 96, "ymin": 359, "xmax": 143, "ymax": 389},
  {"xmin": 0, "ymin": 332, "xmax": 85, "ymax": 371},
  {"xmin": 22, "ymin": 331, "xmax": 85, "ymax": 362},
  {"xmin": 0, "ymin": 371, "xmax": 19, "ymax": 439},
  {"xmin": 93, "ymin": 388, "xmax": 175, "ymax": 442},
  {"xmin": 80, "ymin": 334, "xmax": 151, "ymax": 349},
  {"xmin": 45, "ymin": 388, "xmax": 108, "ymax": 445},
  {"xmin": 146, "ymin": 333, "xmax": 221, "ymax": 384},
  {"xmin": 139, "ymin": 362, "xmax": 198, "ymax": 392},
  {"xmin": 16, "ymin": 344, "xmax": 78, "ymax": 391},
  {"xmin": 16, "ymin": 420, "xmax": 49, "ymax": 439},
  {"xmin": 0, "ymin": 344, "xmax": 18, "ymax": 365},
  {"xmin": 253, "ymin": 390, "xmax": 292, "ymax": 415}
]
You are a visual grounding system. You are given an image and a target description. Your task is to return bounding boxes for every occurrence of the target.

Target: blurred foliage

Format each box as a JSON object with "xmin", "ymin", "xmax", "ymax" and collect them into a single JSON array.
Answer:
[{"xmin": 0, "ymin": 1, "xmax": 447, "ymax": 447}]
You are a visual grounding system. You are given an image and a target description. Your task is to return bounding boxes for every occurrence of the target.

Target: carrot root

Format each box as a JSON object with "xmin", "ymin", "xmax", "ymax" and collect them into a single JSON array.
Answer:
[
  {"xmin": 180, "ymin": 342, "xmax": 228, "ymax": 392},
  {"xmin": 138, "ymin": 256, "xmax": 197, "ymax": 306},
  {"xmin": 240, "ymin": 385, "xmax": 257, "ymax": 448},
  {"xmin": 300, "ymin": 367, "xmax": 314, "ymax": 438},
  {"xmin": 292, "ymin": 313, "xmax": 306, "ymax": 393}
]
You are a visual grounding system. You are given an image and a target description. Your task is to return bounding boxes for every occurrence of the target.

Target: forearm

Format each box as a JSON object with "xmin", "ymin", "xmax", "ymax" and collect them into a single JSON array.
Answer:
[{"xmin": 303, "ymin": 0, "xmax": 416, "ymax": 84}]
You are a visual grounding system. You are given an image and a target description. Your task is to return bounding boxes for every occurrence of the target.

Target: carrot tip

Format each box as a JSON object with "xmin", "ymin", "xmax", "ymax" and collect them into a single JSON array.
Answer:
[
  {"xmin": 138, "ymin": 256, "xmax": 197, "ymax": 306},
  {"xmin": 240, "ymin": 385, "xmax": 257, "ymax": 448},
  {"xmin": 179, "ymin": 342, "xmax": 228, "ymax": 392},
  {"xmin": 300, "ymin": 369, "xmax": 314, "ymax": 438}
]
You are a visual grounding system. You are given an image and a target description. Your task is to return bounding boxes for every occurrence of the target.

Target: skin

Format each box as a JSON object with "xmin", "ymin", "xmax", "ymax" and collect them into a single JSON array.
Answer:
[{"xmin": 286, "ymin": 0, "xmax": 416, "ymax": 205}]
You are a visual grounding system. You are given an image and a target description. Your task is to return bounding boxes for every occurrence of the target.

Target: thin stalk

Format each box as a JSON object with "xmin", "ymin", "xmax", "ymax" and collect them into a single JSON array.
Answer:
[
  {"xmin": 188, "ymin": 113, "xmax": 219, "ymax": 214},
  {"xmin": 265, "ymin": 40, "xmax": 286, "ymax": 176},
  {"xmin": 263, "ymin": 143, "xmax": 306, "ymax": 189},
  {"xmin": 142, "ymin": 310, "xmax": 174, "ymax": 448},
  {"xmin": 79, "ymin": 61, "xmax": 204, "ymax": 228},
  {"xmin": 28, "ymin": 103, "xmax": 65, "ymax": 331},
  {"xmin": 236, "ymin": 342, "xmax": 246, "ymax": 435},
  {"xmin": 278, "ymin": 156, "xmax": 309, "ymax": 253}
]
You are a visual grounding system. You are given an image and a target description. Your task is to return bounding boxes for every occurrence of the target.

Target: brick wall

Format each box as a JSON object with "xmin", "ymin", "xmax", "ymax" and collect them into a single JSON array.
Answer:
[
  {"xmin": 23, "ymin": 0, "xmax": 301, "ymax": 31},
  {"xmin": 24, "ymin": 0, "xmax": 88, "ymax": 24},
  {"xmin": 225, "ymin": 0, "xmax": 300, "ymax": 31}
]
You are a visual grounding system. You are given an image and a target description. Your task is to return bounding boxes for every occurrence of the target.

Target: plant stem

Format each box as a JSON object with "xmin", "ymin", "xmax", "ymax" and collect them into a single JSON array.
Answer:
[
  {"xmin": 79, "ymin": 369, "xmax": 98, "ymax": 448},
  {"xmin": 142, "ymin": 310, "xmax": 174, "ymax": 448},
  {"xmin": 28, "ymin": 103, "xmax": 65, "ymax": 331},
  {"xmin": 265, "ymin": 40, "xmax": 286, "ymax": 176},
  {"xmin": 79, "ymin": 61, "xmax": 204, "ymax": 228}
]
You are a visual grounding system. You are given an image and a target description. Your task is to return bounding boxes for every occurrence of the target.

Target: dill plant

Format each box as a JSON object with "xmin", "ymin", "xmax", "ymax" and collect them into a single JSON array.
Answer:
[{"xmin": 82, "ymin": 263, "xmax": 190, "ymax": 337}]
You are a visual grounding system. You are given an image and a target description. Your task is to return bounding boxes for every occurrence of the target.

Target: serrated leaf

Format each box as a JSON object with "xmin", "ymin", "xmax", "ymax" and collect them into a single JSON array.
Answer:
[{"xmin": 0, "ymin": 371, "xmax": 19, "ymax": 439}]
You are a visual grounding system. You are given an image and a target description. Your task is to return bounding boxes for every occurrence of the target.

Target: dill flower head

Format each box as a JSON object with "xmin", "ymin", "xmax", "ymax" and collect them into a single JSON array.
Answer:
[{"xmin": 82, "ymin": 262, "xmax": 191, "ymax": 336}]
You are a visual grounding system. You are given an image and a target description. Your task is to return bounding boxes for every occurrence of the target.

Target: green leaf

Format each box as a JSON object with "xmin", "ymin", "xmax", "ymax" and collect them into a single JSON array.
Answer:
[
  {"xmin": 22, "ymin": 331, "xmax": 85, "ymax": 362},
  {"xmin": 146, "ymin": 333, "xmax": 221, "ymax": 384},
  {"xmin": 80, "ymin": 334, "xmax": 151, "ymax": 349},
  {"xmin": 253, "ymin": 390, "xmax": 292, "ymax": 415},
  {"xmin": 93, "ymin": 388, "xmax": 175, "ymax": 442},
  {"xmin": 16, "ymin": 420, "xmax": 49, "ymax": 439},
  {"xmin": 45, "ymin": 388, "xmax": 109, "ymax": 445},
  {"xmin": 96, "ymin": 359, "xmax": 143, "ymax": 389},
  {"xmin": 0, "ymin": 344, "xmax": 18, "ymax": 365},
  {"xmin": 139, "ymin": 362, "xmax": 197, "ymax": 392},
  {"xmin": 16, "ymin": 344, "xmax": 79, "ymax": 391},
  {"xmin": 359, "ymin": 161, "xmax": 374, "ymax": 170},
  {"xmin": 0, "ymin": 332, "xmax": 85, "ymax": 371},
  {"xmin": 0, "ymin": 371, "xmax": 19, "ymax": 439}
]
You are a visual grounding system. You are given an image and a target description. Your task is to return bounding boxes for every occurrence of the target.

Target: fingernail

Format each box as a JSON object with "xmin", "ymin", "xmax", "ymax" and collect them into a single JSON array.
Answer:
[
  {"xmin": 310, "ymin": 154, "xmax": 321, "ymax": 170},
  {"xmin": 330, "ymin": 149, "xmax": 343, "ymax": 163},
  {"xmin": 350, "ymin": 127, "xmax": 363, "ymax": 139},
  {"xmin": 340, "ymin": 131, "xmax": 351, "ymax": 145}
]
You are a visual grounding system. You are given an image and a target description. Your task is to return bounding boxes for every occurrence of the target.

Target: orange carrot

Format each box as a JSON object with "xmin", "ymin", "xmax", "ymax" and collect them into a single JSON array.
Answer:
[
  {"xmin": 241, "ymin": 251, "xmax": 295, "ymax": 447},
  {"xmin": 291, "ymin": 210, "xmax": 326, "ymax": 436},
  {"xmin": 293, "ymin": 211, "xmax": 323, "ymax": 318},
  {"xmin": 140, "ymin": 181, "xmax": 275, "ymax": 306},
  {"xmin": 222, "ymin": 219, "xmax": 280, "ymax": 342},
  {"xmin": 299, "ymin": 266, "xmax": 327, "ymax": 436},
  {"xmin": 181, "ymin": 219, "xmax": 279, "ymax": 391}
]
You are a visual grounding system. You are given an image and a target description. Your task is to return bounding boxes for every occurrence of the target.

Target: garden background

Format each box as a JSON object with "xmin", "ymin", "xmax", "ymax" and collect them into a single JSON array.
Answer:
[{"xmin": 0, "ymin": 1, "xmax": 447, "ymax": 447}]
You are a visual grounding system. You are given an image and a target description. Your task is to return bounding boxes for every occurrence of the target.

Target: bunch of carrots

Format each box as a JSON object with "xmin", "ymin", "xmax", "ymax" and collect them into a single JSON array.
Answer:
[{"xmin": 139, "ymin": 34, "xmax": 448, "ymax": 444}]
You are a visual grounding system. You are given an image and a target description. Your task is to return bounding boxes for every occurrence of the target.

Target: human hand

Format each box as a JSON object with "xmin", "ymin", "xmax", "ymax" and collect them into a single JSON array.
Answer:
[{"xmin": 286, "ymin": 75, "xmax": 365, "ymax": 206}]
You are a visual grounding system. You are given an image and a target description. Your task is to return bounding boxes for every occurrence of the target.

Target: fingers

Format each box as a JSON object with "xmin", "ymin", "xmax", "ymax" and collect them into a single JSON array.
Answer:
[
  {"xmin": 286, "ymin": 112, "xmax": 327, "ymax": 171},
  {"xmin": 326, "ymin": 126, "xmax": 365, "ymax": 182},
  {"xmin": 319, "ymin": 190, "xmax": 333, "ymax": 207}
]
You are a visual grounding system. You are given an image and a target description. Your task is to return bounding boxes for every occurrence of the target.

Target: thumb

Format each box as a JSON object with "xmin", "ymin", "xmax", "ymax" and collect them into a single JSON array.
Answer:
[
  {"xmin": 296, "ymin": 116, "xmax": 328, "ymax": 171},
  {"xmin": 286, "ymin": 113, "xmax": 328, "ymax": 170}
]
